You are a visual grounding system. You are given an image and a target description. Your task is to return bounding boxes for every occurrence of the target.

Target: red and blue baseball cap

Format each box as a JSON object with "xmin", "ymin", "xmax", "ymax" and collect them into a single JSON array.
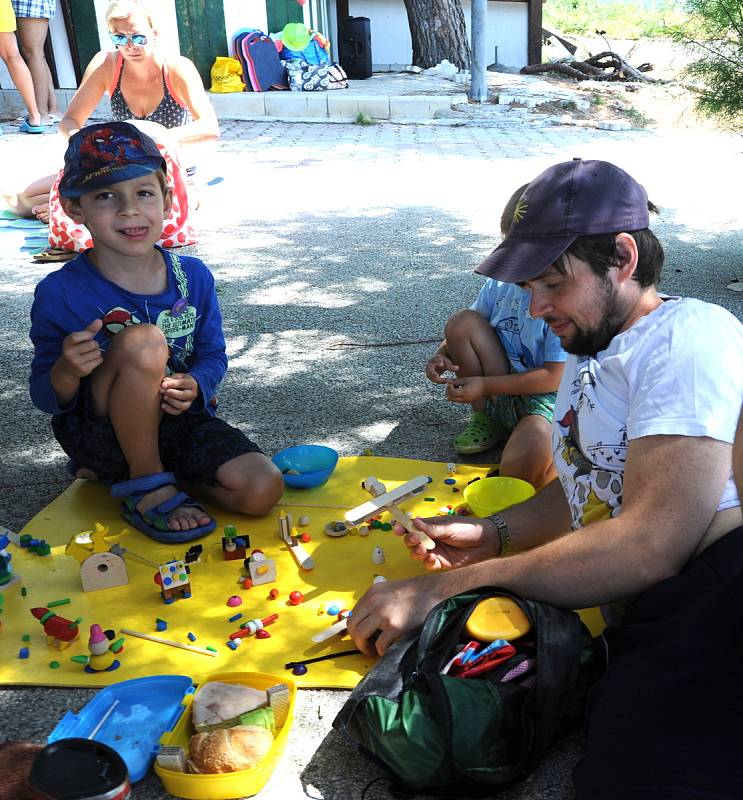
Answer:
[
  {"xmin": 477, "ymin": 159, "xmax": 650, "ymax": 282},
  {"xmin": 59, "ymin": 121, "xmax": 166, "ymax": 199}
]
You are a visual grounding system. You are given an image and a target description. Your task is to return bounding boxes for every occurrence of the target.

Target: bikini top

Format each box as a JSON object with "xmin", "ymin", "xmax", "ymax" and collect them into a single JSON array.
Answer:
[{"xmin": 109, "ymin": 52, "xmax": 193, "ymax": 129}]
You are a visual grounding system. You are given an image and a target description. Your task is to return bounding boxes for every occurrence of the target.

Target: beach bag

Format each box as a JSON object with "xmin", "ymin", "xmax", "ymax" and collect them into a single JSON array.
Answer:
[
  {"xmin": 236, "ymin": 30, "xmax": 288, "ymax": 92},
  {"xmin": 209, "ymin": 56, "xmax": 245, "ymax": 93},
  {"xmin": 333, "ymin": 587, "xmax": 602, "ymax": 796},
  {"xmin": 48, "ymin": 140, "xmax": 196, "ymax": 252},
  {"xmin": 284, "ymin": 61, "xmax": 348, "ymax": 92}
]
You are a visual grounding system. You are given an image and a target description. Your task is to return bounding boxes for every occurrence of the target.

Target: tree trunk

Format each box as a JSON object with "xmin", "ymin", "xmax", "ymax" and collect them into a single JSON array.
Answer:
[{"xmin": 403, "ymin": 0, "xmax": 471, "ymax": 70}]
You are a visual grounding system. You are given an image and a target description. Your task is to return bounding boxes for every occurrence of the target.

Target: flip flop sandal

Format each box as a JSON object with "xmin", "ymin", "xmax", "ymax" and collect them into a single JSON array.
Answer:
[
  {"xmin": 32, "ymin": 249, "xmax": 76, "ymax": 263},
  {"xmin": 111, "ymin": 471, "xmax": 216, "ymax": 544},
  {"xmin": 454, "ymin": 412, "xmax": 500, "ymax": 455},
  {"xmin": 19, "ymin": 118, "xmax": 45, "ymax": 134}
]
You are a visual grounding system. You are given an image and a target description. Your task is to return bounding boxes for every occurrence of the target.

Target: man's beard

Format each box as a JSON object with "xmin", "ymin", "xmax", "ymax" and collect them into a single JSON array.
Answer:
[{"xmin": 561, "ymin": 278, "xmax": 625, "ymax": 356}]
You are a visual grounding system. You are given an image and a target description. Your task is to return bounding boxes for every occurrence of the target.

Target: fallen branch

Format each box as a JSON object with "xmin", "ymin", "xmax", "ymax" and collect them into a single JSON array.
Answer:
[{"xmin": 521, "ymin": 51, "xmax": 657, "ymax": 82}]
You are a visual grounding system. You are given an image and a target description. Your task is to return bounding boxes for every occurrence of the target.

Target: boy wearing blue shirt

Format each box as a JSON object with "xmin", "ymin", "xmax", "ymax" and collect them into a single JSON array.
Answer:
[
  {"xmin": 29, "ymin": 122, "xmax": 283, "ymax": 543},
  {"xmin": 426, "ymin": 185, "xmax": 567, "ymax": 488}
]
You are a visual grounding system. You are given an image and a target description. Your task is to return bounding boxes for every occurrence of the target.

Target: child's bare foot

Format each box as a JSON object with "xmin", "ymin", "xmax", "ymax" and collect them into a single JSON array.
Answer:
[
  {"xmin": 31, "ymin": 204, "xmax": 49, "ymax": 224},
  {"xmin": 137, "ymin": 485, "xmax": 212, "ymax": 531}
]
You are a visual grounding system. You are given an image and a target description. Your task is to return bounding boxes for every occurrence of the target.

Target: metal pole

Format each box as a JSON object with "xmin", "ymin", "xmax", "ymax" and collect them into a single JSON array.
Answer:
[{"xmin": 470, "ymin": 0, "xmax": 488, "ymax": 103}]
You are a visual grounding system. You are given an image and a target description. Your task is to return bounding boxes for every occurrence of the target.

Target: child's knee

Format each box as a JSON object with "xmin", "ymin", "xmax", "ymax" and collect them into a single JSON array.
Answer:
[
  {"xmin": 226, "ymin": 458, "xmax": 284, "ymax": 516},
  {"xmin": 499, "ymin": 450, "xmax": 552, "ymax": 489},
  {"xmin": 444, "ymin": 309, "xmax": 483, "ymax": 340},
  {"xmin": 106, "ymin": 324, "xmax": 168, "ymax": 370}
]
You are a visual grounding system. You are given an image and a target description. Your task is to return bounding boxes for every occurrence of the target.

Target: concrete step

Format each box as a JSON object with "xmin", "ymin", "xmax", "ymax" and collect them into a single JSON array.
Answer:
[{"xmin": 0, "ymin": 86, "xmax": 469, "ymax": 125}]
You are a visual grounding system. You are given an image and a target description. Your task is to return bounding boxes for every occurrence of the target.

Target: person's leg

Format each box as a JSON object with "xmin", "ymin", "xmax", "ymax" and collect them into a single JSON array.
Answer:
[
  {"xmin": 574, "ymin": 525, "xmax": 743, "ymax": 799},
  {"xmin": 444, "ymin": 309, "xmax": 508, "ymax": 412},
  {"xmin": 0, "ymin": 31, "xmax": 41, "ymax": 127},
  {"xmin": 444, "ymin": 309, "xmax": 509, "ymax": 455},
  {"xmin": 14, "ymin": 16, "xmax": 50, "ymax": 116},
  {"xmin": 499, "ymin": 413, "xmax": 555, "ymax": 489},
  {"xmin": 160, "ymin": 413, "xmax": 284, "ymax": 517},
  {"xmin": 89, "ymin": 323, "xmax": 211, "ymax": 531},
  {"xmin": 3, "ymin": 173, "xmax": 54, "ymax": 217},
  {"xmin": 44, "ymin": 61, "xmax": 59, "ymax": 120},
  {"xmin": 194, "ymin": 452, "xmax": 284, "ymax": 517}
]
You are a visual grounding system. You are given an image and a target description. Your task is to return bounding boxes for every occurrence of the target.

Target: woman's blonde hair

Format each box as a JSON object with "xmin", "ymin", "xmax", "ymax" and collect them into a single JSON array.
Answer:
[{"xmin": 105, "ymin": 0, "xmax": 159, "ymax": 32}]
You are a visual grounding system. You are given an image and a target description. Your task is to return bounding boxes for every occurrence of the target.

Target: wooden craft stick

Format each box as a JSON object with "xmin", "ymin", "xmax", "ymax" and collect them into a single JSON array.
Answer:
[
  {"xmin": 311, "ymin": 617, "xmax": 349, "ymax": 643},
  {"xmin": 120, "ymin": 628, "xmax": 217, "ymax": 657},
  {"xmin": 277, "ymin": 502, "xmax": 350, "ymax": 509},
  {"xmin": 386, "ymin": 505, "xmax": 436, "ymax": 551},
  {"xmin": 345, "ymin": 475, "xmax": 429, "ymax": 526}
]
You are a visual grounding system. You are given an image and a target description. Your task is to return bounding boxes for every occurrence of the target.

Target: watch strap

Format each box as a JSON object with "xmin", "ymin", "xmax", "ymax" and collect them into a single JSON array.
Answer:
[{"xmin": 488, "ymin": 513, "xmax": 512, "ymax": 557}]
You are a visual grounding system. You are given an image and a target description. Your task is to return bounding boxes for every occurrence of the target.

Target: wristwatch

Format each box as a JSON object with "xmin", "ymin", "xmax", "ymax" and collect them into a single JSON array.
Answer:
[{"xmin": 487, "ymin": 513, "xmax": 512, "ymax": 557}]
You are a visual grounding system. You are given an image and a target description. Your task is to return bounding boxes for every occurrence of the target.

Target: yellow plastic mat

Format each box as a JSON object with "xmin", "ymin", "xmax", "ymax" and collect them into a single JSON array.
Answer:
[{"xmin": 0, "ymin": 457, "xmax": 604, "ymax": 689}]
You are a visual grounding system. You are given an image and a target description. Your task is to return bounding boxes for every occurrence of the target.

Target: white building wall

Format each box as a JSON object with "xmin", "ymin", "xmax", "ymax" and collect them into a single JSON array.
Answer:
[{"xmin": 348, "ymin": 0, "xmax": 528, "ymax": 69}]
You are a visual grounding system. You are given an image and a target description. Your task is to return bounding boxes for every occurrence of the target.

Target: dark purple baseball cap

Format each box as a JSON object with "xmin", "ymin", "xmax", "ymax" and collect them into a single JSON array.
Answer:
[
  {"xmin": 476, "ymin": 159, "xmax": 650, "ymax": 282},
  {"xmin": 59, "ymin": 121, "xmax": 166, "ymax": 199}
]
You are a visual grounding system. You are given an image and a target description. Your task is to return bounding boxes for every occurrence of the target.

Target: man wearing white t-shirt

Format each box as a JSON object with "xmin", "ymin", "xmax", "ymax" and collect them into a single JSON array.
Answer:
[{"xmin": 348, "ymin": 159, "xmax": 743, "ymax": 798}]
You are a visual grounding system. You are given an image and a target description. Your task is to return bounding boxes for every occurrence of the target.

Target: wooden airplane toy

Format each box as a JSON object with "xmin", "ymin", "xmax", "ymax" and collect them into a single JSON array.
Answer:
[{"xmin": 345, "ymin": 475, "xmax": 437, "ymax": 550}]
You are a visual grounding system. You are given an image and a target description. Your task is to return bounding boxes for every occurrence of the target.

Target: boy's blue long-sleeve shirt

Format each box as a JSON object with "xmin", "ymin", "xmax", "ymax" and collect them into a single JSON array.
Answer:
[{"xmin": 29, "ymin": 246, "xmax": 227, "ymax": 416}]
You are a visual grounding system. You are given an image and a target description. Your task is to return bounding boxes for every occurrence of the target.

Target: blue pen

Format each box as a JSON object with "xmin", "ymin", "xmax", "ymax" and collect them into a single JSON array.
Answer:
[{"xmin": 470, "ymin": 638, "xmax": 509, "ymax": 665}]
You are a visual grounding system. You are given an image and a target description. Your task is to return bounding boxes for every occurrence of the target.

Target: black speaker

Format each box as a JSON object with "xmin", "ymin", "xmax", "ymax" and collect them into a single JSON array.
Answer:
[{"xmin": 338, "ymin": 16, "xmax": 372, "ymax": 79}]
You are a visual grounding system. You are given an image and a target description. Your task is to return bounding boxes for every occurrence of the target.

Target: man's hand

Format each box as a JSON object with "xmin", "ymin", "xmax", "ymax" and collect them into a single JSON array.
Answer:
[
  {"xmin": 347, "ymin": 573, "xmax": 451, "ymax": 656},
  {"xmin": 160, "ymin": 373, "xmax": 198, "ymax": 415},
  {"xmin": 57, "ymin": 319, "xmax": 104, "ymax": 378},
  {"xmin": 425, "ymin": 353, "xmax": 459, "ymax": 384},
  {"xmin": 445, "ymin": 375, "xmax": 487, "ymax": 404},
  {"xmin": 396, "ymin": 515, "xmax": 500, "ymax": 570}
]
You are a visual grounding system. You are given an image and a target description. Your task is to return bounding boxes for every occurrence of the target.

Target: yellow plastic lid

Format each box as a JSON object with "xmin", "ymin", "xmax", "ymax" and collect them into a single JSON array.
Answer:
[{"xmin": 464, "ymin": 597, "xmax": 532, "ymax": 641}]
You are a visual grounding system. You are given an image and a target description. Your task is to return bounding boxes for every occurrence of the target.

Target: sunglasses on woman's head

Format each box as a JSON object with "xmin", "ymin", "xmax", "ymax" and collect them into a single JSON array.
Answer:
[{"xmin": 110, "ymin": 32, "xmax": 148, "ymax": 47}]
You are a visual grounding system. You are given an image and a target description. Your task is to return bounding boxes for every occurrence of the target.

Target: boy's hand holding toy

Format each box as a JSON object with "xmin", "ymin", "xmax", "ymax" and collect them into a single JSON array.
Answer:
[
  {"xmin": 425, "ymin": 353, "xmax": 459, "ymax": 384},
  {"xmin": 58, "ymin": 319, "xmax": 104, "ymax": 378}
]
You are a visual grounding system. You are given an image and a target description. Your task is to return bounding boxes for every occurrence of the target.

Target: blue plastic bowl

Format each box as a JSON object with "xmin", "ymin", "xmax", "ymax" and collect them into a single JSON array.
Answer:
[{"xmin": 272, "ymin": 444, "xmax": 339, "ymax": 488}]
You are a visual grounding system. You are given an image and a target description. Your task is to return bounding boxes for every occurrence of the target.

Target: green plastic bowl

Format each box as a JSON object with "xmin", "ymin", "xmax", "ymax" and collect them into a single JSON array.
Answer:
[{"xmin": 463, "ymin": 476, "xmax": 535, "ymax": 516}]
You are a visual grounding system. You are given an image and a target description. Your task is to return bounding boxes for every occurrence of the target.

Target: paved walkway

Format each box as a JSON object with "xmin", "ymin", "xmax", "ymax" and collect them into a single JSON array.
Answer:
[
  {"xmin": 0, "ymin": 115, "xmax": 741, "ymax": 800},
  {"xmin": 1, "ymin": 68, "xmax": 640, "ymax": 126}
]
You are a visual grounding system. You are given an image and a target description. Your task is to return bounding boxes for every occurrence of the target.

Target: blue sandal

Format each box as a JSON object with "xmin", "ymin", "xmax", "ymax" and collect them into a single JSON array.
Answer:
[
  {"xmin": 111, "ymin": 472, "xmax": 216, "ymax": 544},
  {"xmin": 20, "ymin": 118, "xmax": 45, "ymax": 134}
]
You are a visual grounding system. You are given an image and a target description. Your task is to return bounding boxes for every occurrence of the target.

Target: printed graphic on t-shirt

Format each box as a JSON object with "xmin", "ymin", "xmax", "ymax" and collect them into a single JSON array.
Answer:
[
  {"xmin": 495, "ymin": 316, "xmax": 536, "ymax": 370},
  {"xmin": 553, "ymin": 365, "xmax": 628, "ymax": 529},
  {"xmin": 98, "ymin": 302, "xmax": 196, "ymax": 374},
  {"xmin": 101, "ymin": 306, "xmax": 140, "ymax": 337},
  {"xmin": 156, "ymin": 306, "xmax": 196, "ymax": 339}
]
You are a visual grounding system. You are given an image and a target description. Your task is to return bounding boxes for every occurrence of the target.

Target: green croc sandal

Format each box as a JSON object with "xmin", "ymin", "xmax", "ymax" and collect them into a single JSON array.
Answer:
[{"xmin": 454, "ymin": 411, "xmax": 500, "ymax": 454}]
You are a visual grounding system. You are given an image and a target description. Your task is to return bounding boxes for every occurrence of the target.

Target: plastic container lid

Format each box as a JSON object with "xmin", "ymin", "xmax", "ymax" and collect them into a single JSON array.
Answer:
[{"xmin": 47, "ymin": 675, "xmax": 194, "ymax": 783}]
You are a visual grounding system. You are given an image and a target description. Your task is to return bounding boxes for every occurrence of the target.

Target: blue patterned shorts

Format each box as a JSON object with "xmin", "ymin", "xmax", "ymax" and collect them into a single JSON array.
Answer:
[
  {"xmin": 52, "ymin": 381, "xmax": 263, "ymax": 485},
  {"xmin": 11, "ymin": 0, "xmax": 55, "ymax": 19}
]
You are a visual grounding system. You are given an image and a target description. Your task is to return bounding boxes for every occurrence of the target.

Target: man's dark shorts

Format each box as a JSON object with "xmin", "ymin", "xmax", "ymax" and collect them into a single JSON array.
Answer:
[
  {"xmin": 574, "ymin": 524, "xmax": 743, "ymax": 799},
  {"xmin": 52, "ymin": 381, "xmax": 263, "ymax": 485}
]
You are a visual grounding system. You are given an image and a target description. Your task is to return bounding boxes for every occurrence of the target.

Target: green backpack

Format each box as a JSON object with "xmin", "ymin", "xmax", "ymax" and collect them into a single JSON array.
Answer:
[{"xmin": 333, "ymin": 587, "xmax": 602, "ymax": 796}]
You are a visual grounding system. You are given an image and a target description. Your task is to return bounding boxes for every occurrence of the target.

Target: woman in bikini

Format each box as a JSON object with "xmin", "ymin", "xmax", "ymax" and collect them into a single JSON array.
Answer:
[{"xmin": 6, "ymin": 0, "xmax": 219, "ymax": 221}]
